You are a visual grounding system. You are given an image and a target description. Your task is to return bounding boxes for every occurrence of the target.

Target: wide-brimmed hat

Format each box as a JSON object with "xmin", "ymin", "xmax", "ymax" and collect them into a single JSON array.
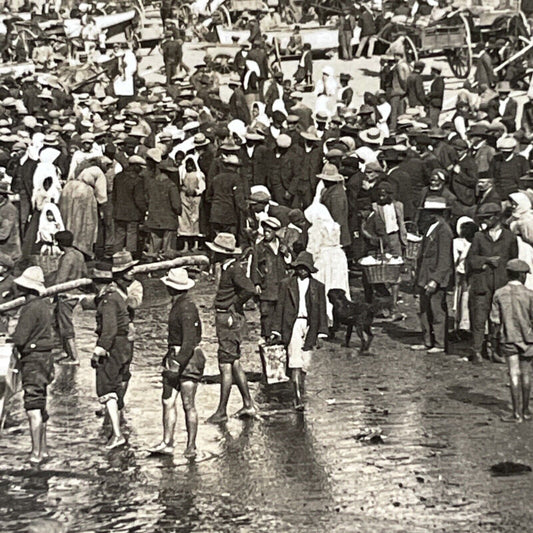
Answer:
[
  {"xmin": 146, "ymin": 147, "xmax": 162, "ymax": 163},
  {"xmin": 220, "ymin": 140, "xmax": 241, "ymax": 152},
  {"xmin": 468, "ymin": 123, "xmax": 490, "ymax": 137},
  {"xmin": 245, "ymin": 128, "xmax": 264, "ymax": 141},
  {"xmin": 496, "ymin": 81, "xmax": 511, "ymax": 93},
  {"xmin": 161, "ymin": 267, "xmax": 195, "ymax": 291},
  {"xmin": 223, "ymin": 154, "xmax": 242, "ymax": 166},
  {"xmin": 193, "ymin": 133, "xmax": 210, "ymax": 147},
  {"xmin": 206, "ymin": 232, "xmax": 242, "ymax": 254},
  {"xmin": 91, "ymin": 262, "xmax": 113, "ymax": 280},
  {"xmin": 14, "ymin": 266, "xmax": 45, "ymax": 294},
  {"xmin": 80, "ymin": 132, "xmax": 95, "ymax": 143},
  {"xmin": 124, "ymin": 153, "xmax": 143, "ymax": 165},
  {"xmin": 291, "ymin": 251, "xmax": 317, "ymax": 273},
  {"xmin": 317, "ymin": 163, "xmax": 343, "ymax": 182},
  {"xmin": 420, "ymin": 196, "xmax": 449, "ymax": 210},
  {"xmin": 300, "ymin": 126, "xmax": 321, "ymax": 142},
  {"xmin": 477, "ymin": 202, "xmax": 501, "ymax": 217},
  {"xmin": 360, "ymin": 127, "xmax": 385, "ymax": 146},
  {"xmin": 112, "ymin": 250, "xmax": 139, "ymax": 272}
]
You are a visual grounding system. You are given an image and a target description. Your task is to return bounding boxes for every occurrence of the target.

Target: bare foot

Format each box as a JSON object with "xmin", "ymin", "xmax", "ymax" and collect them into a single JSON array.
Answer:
[
  {"xmin": 206, "ymin": 412, "xmax": 228, "ymax": 424},
  {"xmin": 501, "ymin": 413, "xmax": 523, "ymax": 423},
  {"xmin": 233, "ymin": 406, "xmax": 258, "ymax": 419},
  {"xmin": 29, "ymin": 454, "xmax": 42, "ymax": 466},
  {"xmin": 184, "ymin": 446, "xmax": 197, "ymax": 459},
  {"xmin": 523, "ymin": 409, "xmax": 532, "ymax": 421}
]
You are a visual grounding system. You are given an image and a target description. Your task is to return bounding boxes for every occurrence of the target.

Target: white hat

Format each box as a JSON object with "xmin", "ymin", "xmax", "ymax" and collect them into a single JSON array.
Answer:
[
  {"xmin": 14, "ymin": 266, "xmax": 45, "ymax": 294},
  {"xmin": 161, "ymin": 267, "xmax": 195, "ymax": 291}
]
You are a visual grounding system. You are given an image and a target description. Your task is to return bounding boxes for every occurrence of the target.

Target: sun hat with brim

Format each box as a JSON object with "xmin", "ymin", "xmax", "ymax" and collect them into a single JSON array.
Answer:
[
  {"xmin": 160, "ymin": 159, "xmax": 179, "ymax": 172},
  {"xmin": 80, "ymin": 132, "xmax": 95, "ymax": 143},
  {"xmin": 497, "ymin": 136, "xmax": 517, "ymax": 150},
  {"xmin": 146, "ymin": 148, "xmax": 163, "ymax": 163},
  {"xmin": 291, "ymin": 91, "xmax": 304, "ymax": 100},
  {"xmin": 161, "ymin": 267, "xmax": 195, "ymax": 291},
  {"xmin": 14, "ymin": 266, "xmax": 45, "ymax": 294},
  {"xmin": 477, "ymin": 202, "xmax": 501, "ymax": 217},
  {"xmin": 300, "ymin": 126, "xmax": 321, "ymax": 142},
  {"xmin": 91, "ymin": 262, "xmax": 113, "ymax": 280},
  {"xmin": 193, "ymin": 133, "xmax": 210, "ymax": 147},
  {"xmin": 43, "ymin": 133, "xmax": 59, "ymax": 145},
  {"xmin": 290, "ymin": 251, "xmax": 318, "ymax": 273},
  {"xmin": 128, "ymin": 155, "xmax": 146, "ymax": 165},
  {"xmin": 0, "ymin": 251, "xmax": 14, "ymax": 269},
  {"xmin": 0, "ymin": 181, "xmax": 11, "ymax": 195},
  {"xmin": 286, "ymin": 115, "xmax": 300, "ymax": 124},
  {"xmin": 206, "ymin": 232, "xmax": 242, "ymax": 255},
  {"xmin": 223, "ymin": 154, "xmax": 242, "ymax": 166},
  {"xmin": 360, "ymin": 127, "xmax": 385, "ymax": 146},
  {"xmin": 245, "ymin": 129, "xmax": 264, "ymax": 141},
  {"xmin": 420, "ymin": 196, "xmax": 449, "ymax": 210},
  {"xmin": 315, "ymin": 111, "xmax": 329, "ymax": 122},
  {"xmin": 317, "ymin": 163, "xmax": 343, "ymax": 182},
  {"xmin": 220, "ymin": 141, "xmax": 241, "ymax": 152},
  {"xmin": 496, "ymin": 81, "xmax": 511, "ymax": 93},
  {"xmin": 112, "ymin": 251, "xmax": 139, "ymax": 273},
  {"xmin": 326, "ymin": 148, "xmax": 345, "ymax": 159},
  {"xmin": 357, "ymin": 104, "xmax": 374, "ymax": 116},
  {"xmin": 261, "ymin": 216, "xmax": 282, "ymax": 230},
  {"xmin": 183, "ymin": 121, "xmax": 200, "ymax": 132},
  {"xmin": 506, "ymin": 259, "xmax": 530, "ymax": 273}
]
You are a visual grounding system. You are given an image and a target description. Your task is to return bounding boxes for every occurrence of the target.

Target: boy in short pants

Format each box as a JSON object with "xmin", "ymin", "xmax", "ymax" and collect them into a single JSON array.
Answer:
[{"xmin": 490, "ymin": 259, "xmax": 533, "ymax": 423}]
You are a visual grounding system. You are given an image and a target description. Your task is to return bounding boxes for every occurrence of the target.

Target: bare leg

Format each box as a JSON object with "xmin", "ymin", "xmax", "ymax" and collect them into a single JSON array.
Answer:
[
  {"xmin": 292, "ymin": 368, "xmax": 303, "ymax": 410},
  {"xmin": 163, "ymin": 388, "xmax": 179, "ymax": 446},
  {"xmin": 206, "ymin": 363, "xmax": 232, "ymax": 423},
  {"xmin": 106, "ymin": 398, "xmax": 122, "ymax": 438},
  {"xmin": 505, "ymin": 355, "xmax": 523, "ymax": 422},
  {"xmin": 520, "ymin": 357, "xmax": 532, "ymax": 419},
  {"xmin": 181, "ymin": 381, "xmax": 198, "ymax": 457},
  {"xmin": 41, "ymin": 420, "xmax": 48, "ymax": 458},
  {"xmin": 27, "ymin": 409, "xmax": 43, "ymax": 463},
  {"xmin": 232, "ymin": 360, "xmax": 257, "ymax": 417}
]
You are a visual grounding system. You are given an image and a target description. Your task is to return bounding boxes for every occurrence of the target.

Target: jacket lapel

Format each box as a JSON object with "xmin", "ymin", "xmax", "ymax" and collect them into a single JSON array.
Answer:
[{"xmin": 288, "ymin": 277, "xmax": 299, "ymax": 308}]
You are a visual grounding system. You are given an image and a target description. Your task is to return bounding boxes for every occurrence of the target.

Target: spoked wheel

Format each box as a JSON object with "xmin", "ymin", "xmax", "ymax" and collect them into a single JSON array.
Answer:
[
  {"xmin": 175, "ymin": 4, "xmax": 194, "ymax": 26},
  {"xmin": 446, "ymin": 47, "xmax": 471, "ymax": 78},
  {"xmin": 213, "ymin": 53, "xmax": 233, "ymax": 73},
  {"xmin": 403, "ymin": 35, "xmax": 418, "ymax": 64},
  {"xmin": 446, "ymin": 12, "xmax": 472, "ymax": 79}
]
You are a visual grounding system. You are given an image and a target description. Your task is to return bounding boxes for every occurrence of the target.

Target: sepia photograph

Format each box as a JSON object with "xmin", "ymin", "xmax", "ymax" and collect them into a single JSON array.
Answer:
[{"xmin": 0, "ymin": 0, "xmax": 532, "ymax": 530}]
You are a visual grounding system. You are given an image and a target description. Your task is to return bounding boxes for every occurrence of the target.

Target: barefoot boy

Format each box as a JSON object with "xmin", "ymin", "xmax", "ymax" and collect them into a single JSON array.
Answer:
[{"xmin": 490, "ymin": 259, "xmax": 533, "ymax": 422}]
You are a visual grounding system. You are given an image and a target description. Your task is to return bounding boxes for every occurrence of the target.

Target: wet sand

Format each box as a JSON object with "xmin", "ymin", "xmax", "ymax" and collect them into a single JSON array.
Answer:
[{"xmin": 1, "ymin": 274, "xmax": 533, "ymax": 532}]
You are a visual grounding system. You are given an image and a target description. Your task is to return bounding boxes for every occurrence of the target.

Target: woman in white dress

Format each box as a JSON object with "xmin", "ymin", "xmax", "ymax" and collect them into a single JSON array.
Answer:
[{"xmin": 304, "ymin": 191, "xmax": 350, "ymax": 322}]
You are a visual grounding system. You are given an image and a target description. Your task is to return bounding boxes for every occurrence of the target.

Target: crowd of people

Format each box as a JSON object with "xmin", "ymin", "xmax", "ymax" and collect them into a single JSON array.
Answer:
[{"xmin": 3, "ymin": 0, "xmax": 533, "ymax": 465}]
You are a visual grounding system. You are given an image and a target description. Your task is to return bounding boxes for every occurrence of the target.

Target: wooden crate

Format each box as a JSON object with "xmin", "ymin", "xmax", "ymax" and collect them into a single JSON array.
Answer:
[{"xmin": 421, "ymin": 25, "xmax": 466, "ymax": 50}]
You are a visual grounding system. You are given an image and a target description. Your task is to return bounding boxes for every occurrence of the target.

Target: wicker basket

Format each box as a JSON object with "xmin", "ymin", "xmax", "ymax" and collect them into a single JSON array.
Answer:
[
  {"xmin": 363, "ymin": 262, "xmax": 402, "ymax": 284},
  {"xmin": 405, "ymin": 237, "xmax": 422, "ymax": 261}
]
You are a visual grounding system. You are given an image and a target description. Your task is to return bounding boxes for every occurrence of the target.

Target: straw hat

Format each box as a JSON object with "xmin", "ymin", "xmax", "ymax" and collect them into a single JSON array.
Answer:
[
  {"xmin": 14, "ymin": 266, "xmax": 45, "ymax": 294},
  {"xmin": 193, "ymin": 133, "xmax": 210, "ymax": 147},
  {"xmin": 300, "ymin": 126, "xmax": 321, "ymax": 142},
  {"xmin": 359, "ymin": 127, "xmax": 385, "ymax": 146},
  {"xmin": 223, "ymin": 154, "xmax": 242, "ymax": 166},
  {"xmin": 146, "ymin": 147, "xmax": 162, "ymax": 163},
  {"xmin": 112, "ymin": 251, "xmax": 139, "ymax": 272},
  {"xmin": 206, "ymin": 232, "xmax": 242, "ymax": 254},
  {"xmin": 161, "ymin": 267, "xmax": 195, "ymax": 291},
  {"xmin": 91, "ymin": 262, "xmax": 113, "ymax": 280},
  {"xmin": 128, "ymin": 155, "xmax": 146, "ymax": 165},
  {"xmin": 317, "ymin": 163, "xmax": 343, "ymax": 182}
]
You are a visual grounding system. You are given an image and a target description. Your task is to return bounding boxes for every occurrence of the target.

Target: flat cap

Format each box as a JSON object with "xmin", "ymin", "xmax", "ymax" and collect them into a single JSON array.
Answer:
[{"xmin": 506, "ymin": 259, "xmax": 530, "ymax": 273}]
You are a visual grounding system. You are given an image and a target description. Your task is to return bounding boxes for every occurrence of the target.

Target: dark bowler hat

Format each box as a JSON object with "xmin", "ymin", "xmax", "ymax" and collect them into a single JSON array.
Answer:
[{"xmin": 291, "ymin": 251, "xmax": 318, "ymax": 273}]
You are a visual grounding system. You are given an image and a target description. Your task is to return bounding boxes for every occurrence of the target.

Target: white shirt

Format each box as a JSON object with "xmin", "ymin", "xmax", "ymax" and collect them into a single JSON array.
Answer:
[
  {"xmin": 498, "ymin": 97, "xmax": 509, "ymax": 117},
  {"xmin": 382, "ymin": 203, "xmax": 399, "ymax": 234},
  {"xmin": 426, "ymin": 221, "xmax": 440, "ymax": 237},
  {"xmin": 297, "ymin": 277, "xmax": 310, "ymax": 318}
]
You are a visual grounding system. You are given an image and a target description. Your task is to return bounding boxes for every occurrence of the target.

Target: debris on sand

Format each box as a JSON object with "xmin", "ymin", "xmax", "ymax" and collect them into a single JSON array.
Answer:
[
  {"xmin": 490, "ymin": 462, "xmax": 532, "ymax": 477},
  {"xmin": 353, "ymin": 427, "xmax": 386, "ymax": 445}
]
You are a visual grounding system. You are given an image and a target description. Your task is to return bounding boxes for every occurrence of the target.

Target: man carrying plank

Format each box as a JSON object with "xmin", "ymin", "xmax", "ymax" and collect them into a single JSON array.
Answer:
[{"xmin": 12, "ymin": 266, "xmax": 54, "ymax": 465}]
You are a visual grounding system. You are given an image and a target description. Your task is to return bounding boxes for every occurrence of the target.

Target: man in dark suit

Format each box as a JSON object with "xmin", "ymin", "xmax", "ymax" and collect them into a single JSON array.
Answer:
[
  {"xmin": 406, "ymin": 61, "xmax": 426, "ymax": 111},
  {"xmin": 487, "ymin": 81, "xmax": 518, "ymax": 133},
  {"xmin": 412, "ymin": 197, "xmax": 454, "ymax": 354},
  {"xmin": 426, "ymin": 64, "xmax": 444, "ymax": 128},
  {"xmin": 271, "ymin": 251, "xmax": 328, "ymax": 410}
]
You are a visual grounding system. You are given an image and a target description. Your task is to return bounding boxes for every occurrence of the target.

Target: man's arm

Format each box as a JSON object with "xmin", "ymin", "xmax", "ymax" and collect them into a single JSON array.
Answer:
[{"xmin": 96, "ymin": 299, "xmax": 118, "ymax": 352}]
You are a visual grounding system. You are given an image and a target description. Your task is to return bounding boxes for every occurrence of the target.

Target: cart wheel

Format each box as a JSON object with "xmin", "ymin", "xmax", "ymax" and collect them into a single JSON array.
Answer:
[
  {"xmin": 403, "ymin": 35, "xmax": 418, "ymax": 64},
  {"xmin": 213, "ymin": 5, "xmax": 232, "ymax": 29},
  {"xmin": 176, "ymin": 4, "xmax": 194, "ymax": 26},
  {"xmin": 213, "ymin": 53, "xmax": 233, "ymax": 74},
  {"xmin": 446, "ymin": 13, "xmax": 472, "ymax": 79},
  {"xmin": 446, "ymin": 47, "xmax": 471, "ymax": 78}
]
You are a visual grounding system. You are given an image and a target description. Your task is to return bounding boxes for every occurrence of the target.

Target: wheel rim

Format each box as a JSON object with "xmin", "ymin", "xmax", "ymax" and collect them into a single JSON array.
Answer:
[
  {"xmin": 403, "ymin": 36, "xmax": 418, "ymax": 65},
  {"xmin": 448, "ymin": 49, "xmax": 469, "ymax": 78}
]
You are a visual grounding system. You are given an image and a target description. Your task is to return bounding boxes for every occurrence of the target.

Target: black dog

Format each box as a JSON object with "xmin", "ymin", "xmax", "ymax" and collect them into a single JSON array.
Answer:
[{"xmin": 327, "ymin": 288, "xmax": 389, "ymax": 352}]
